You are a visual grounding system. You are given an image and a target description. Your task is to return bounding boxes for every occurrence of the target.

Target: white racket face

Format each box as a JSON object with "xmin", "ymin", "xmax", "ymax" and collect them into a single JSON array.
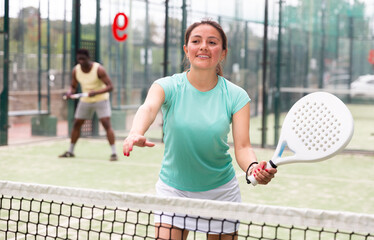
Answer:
[
  {"xmin": 273, "ymin": 92, "xmax": 354, "ymax": 166},
  {"xmin": 70, "ymin": 93, "xmax": 88, "ymax": 99},
  {"xmin": 63, "ymin": 93, "xmax": 88, "ymax": 100}
]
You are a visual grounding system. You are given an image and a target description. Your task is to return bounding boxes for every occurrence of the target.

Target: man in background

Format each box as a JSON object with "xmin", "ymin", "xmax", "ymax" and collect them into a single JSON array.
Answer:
[{"xmin": 59, "ymin": 48, "xmax": 117, "ymax": 161}]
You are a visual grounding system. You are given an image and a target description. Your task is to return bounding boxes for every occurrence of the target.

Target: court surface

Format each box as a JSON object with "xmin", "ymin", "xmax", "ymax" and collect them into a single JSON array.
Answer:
[{"xmin": 0, "ymin": 138, "xmax": 373, "ymax": 215}]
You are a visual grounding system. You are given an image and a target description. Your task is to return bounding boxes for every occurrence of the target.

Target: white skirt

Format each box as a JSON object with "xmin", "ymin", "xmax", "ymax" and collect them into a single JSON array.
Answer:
[{"xmin": 154, "ymin": 177, "xmax": 241, "ymax": 234}]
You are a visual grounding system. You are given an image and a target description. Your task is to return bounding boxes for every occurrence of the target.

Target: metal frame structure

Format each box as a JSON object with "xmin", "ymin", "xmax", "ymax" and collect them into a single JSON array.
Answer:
[
  {"xmin": 0, "ymin": 0, "xmax": 9, "ymax": 145},
  {"xmin": 1, "ymin": 0, "xmax": 373, "ymax": 151}
]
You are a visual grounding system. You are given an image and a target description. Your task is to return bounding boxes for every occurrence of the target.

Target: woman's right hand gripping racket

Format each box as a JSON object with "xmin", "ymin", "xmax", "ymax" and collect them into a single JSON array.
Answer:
[{"xmin": 248, "ymin": 92, "xmax": 354, "ymax": 186}]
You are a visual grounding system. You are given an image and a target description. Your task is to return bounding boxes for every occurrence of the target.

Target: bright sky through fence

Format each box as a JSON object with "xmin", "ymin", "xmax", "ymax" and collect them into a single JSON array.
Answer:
[{"xmin": 7, "ymin": 0, "xmax": 374, "ymax": 36}]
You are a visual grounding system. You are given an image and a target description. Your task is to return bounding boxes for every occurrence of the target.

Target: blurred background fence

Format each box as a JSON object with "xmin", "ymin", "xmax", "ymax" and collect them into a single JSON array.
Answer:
[{"xmin": 0, "ymin": 0, "xmax": 373, "ymax": 152}]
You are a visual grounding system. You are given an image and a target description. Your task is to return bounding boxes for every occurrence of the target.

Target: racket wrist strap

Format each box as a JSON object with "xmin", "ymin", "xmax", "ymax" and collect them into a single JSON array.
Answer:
[
  {"xmin": 246, "ymin": 161, "xmax": 258, "ymax": 184},
  {"xmin": 269, "ymin": 160, "xmax": 278, "ymax": 168}
]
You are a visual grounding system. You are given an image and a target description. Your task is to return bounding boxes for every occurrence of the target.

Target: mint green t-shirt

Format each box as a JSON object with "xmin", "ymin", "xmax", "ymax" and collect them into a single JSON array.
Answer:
[{"xmin": 155, "ymin": 72, "xmax": 250, "ymax": 191}]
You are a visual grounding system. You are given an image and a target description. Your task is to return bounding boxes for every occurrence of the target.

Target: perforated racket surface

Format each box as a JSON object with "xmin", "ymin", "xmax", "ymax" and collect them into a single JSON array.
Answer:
[{"xmin": 248, "ymin": 92, "xmax": 354, "ymax": 186}]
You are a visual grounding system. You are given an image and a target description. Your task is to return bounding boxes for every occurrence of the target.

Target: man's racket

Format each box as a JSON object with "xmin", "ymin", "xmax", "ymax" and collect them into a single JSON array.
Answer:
[
  {"xmin": 62, "ymin": 93, "xmax": 89, "ymax": 100},
  {"xmin": 248, "ymin": 92, "xmax": 354, "ymax": 186}
]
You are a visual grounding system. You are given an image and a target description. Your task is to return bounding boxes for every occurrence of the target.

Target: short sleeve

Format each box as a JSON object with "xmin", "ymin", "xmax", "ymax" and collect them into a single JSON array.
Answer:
[
  {"xmin": 154, "ymin": 76, "xmax": 175, "ymax": 104},
  {"xmin": 231, "ymin": 84, "xmax": 251, "ymax": 115}
]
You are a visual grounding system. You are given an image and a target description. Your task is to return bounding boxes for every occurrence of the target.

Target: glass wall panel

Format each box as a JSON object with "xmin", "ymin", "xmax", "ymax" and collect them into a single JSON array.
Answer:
[{"xmin": 4, "ymin": 0, "xmax": 374, "ymax": 151}]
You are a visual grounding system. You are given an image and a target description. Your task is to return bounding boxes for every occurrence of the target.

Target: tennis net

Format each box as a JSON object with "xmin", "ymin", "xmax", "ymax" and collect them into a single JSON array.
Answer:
[{"xmin": 0, "ymin": 180, "xmax": 373, "ymax": 240}]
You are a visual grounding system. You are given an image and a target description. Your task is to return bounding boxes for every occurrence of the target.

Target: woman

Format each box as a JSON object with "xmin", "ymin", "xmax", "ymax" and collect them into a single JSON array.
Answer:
[{"xmin": 123, "ymin": 19, "xmax": 277, "ymax": 240}]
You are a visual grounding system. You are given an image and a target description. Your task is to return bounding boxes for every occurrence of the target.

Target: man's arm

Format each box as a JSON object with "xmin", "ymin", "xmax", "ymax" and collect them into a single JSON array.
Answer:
[{"xmin": 66, "ymin": 68, "xmax": 78, "ymax": 97}]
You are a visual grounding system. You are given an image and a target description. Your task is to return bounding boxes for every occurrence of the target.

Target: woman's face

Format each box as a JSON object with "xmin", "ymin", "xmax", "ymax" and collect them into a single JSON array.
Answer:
[{"xmin": 184, "ymin": 24, "xmax": 226, "ymax": 72}]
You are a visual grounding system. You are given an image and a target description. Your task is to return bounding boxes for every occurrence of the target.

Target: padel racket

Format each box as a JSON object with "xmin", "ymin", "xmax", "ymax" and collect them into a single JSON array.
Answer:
[
  {"xmin": 62, "ymin": 92, "xmax": 89, "ymax": 100},
  {"xmin": 247, "ymin": 92, "xmax": 354, "ymax": 186}
]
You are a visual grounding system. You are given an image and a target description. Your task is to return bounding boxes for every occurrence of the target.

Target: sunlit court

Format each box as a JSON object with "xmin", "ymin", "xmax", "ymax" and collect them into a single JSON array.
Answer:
[{"xmin": 0, "ymin": 0, "xmax": 374, "ymax": 239}]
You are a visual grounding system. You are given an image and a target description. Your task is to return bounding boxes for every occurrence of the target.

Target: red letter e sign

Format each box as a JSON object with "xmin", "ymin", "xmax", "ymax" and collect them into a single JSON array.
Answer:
[
  {"xmin": 112, "ymin": 13, "xmax": 129, "ymax": 42},
  {"xmin": 368, "ymin": 49, "xmax": 374, "ymax": 65}
]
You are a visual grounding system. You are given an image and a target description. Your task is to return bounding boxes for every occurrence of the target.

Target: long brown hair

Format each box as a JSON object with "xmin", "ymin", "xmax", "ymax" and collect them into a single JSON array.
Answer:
[{"xmin": 183, "ymin": 19, "xmax": 228, "ymax": 76}]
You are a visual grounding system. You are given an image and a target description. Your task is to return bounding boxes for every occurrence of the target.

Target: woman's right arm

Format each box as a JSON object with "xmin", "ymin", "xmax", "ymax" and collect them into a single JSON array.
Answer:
[{"xmin": 122, "ymin": 83, "xmax": 165, "ymax": 156}]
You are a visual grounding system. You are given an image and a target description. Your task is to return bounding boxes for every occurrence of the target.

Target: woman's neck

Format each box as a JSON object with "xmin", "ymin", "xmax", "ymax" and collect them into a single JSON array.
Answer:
[{"xmin": 187, "ymin": 69, "xmax": 218, "ymax": 92}]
